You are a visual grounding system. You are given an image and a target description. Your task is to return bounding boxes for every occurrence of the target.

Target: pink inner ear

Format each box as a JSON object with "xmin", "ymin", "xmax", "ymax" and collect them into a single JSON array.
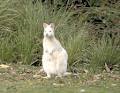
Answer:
[
  {"xmin": 50, "ymin": 23, "xmax": 55, "ymax": 28},
  {"xmin": 43, "ymin": 23, "xmax": 48, "ymax": 28}
]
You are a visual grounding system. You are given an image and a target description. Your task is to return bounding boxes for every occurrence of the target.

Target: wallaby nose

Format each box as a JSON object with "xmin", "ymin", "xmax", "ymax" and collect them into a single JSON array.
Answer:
[{"xmin": 46, "ymin": 33, "xmax": 48, "ymax": 36}]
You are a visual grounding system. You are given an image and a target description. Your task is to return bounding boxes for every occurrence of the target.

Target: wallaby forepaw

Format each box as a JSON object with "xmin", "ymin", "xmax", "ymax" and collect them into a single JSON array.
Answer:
[{"xmin": 42, "ymin": 76, "xmax": 51, "ymax": 79}]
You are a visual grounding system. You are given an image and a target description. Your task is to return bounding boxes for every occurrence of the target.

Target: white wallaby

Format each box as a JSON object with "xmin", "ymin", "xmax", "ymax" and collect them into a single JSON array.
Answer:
[{"xmin": 42, "ymin": 23, "xmax": 68, "ymax": 78}]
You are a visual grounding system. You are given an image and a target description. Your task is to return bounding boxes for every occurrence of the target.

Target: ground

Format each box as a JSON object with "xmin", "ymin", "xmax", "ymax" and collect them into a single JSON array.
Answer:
[{"xmin": 0, "ymin": 64, "xmax": 120, "ymax": 93}]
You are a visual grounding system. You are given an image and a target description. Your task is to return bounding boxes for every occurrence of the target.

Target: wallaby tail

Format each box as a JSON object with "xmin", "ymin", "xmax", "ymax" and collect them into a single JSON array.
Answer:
[{"xmin": 63, "ymin": 72, "xmax": 72, "ymax": 76}]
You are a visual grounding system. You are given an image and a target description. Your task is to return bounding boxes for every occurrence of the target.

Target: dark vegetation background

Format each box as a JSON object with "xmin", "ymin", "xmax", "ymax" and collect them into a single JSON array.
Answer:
[{"xmin": 0, "ymin": 0, "xmax": 120, "ymax": 73}]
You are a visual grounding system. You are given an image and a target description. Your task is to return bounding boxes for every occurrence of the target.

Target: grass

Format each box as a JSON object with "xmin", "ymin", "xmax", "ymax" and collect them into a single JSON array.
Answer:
[
  {"xmin": 0, "ymin": 64, "xmax": 120, "ymax": 93},
  {"xmin": 87, "ymin": 35, "xmax": 120, "ymax": 72},
  {"xmin": 0, "ymin": 0, "xmax": 76, "ymax": 64}
]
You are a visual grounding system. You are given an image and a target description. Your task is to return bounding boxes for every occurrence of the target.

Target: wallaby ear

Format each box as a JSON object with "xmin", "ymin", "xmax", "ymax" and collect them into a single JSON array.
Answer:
[
  {"xmin": 43, "ymin": 23, "xmax": 48, "ymax": 28},
  {"xmin": 50, "ymin": 23, "xmax": 55, "ymax": 29}
]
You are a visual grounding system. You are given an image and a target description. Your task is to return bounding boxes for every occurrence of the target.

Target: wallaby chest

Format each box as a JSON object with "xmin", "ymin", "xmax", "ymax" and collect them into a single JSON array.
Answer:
[{"xmin": 43, "ymin": 38, "xmax": 60, "ymax": 54}]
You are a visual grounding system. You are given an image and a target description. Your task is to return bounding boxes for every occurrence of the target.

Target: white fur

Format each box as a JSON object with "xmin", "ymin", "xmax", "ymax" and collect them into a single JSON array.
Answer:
[{"xmin": 42, "ymin": 23, "xmax": 68, "ymax": 78}]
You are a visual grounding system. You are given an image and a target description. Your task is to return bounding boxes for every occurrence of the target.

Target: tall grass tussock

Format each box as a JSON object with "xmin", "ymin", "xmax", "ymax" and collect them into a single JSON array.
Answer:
[{"xmin": 0, "ymin": 0, "xmax": 120, "ymax": 72}]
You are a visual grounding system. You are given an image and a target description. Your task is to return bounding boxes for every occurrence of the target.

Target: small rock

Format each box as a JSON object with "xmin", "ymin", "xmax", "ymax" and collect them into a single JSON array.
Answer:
[
  {"xmin": 53, "ymin": 83, "xmax": 64, "ymax": 87},
  {"xmin": 33, "ymin": 74, "xmax": 41, "ymax": 78},
  {"xmin": 111, "ymin": 84, "xmax": 117, "ymax": 86},
  {"xmin": 80, "ymin": 89, "xmax": 85, "ymax": 92}
]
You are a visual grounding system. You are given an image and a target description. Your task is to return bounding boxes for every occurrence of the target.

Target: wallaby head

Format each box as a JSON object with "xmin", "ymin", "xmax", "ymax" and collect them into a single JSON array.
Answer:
[{"xmin": 43, "ymin": 23, "xmax": 55, "ymax": 38}]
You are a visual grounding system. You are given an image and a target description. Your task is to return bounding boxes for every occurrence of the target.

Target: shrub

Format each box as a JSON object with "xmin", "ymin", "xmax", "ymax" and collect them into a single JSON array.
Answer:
[
  {"xmin": 0, "ymin": 0, "xmax": 75, "ymax": 64},
  {"xmin": 87, "ymin": 35, "xmax": 120, "ymax": 72},
  {"xmin": 0, "ymin": 0, "xmax": 119, "ymax": 73}
]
